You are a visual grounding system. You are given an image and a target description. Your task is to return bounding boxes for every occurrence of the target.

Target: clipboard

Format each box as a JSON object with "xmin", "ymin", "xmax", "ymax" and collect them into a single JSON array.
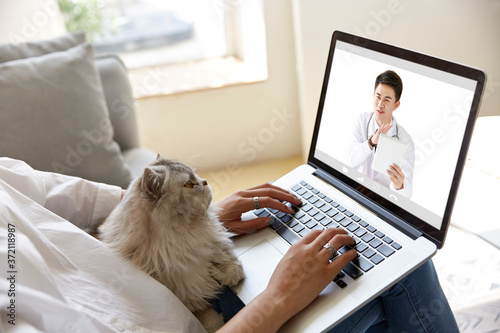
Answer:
[{"xmin": 371, "ymin": 134, "xmax": 409, "ymax": 174}]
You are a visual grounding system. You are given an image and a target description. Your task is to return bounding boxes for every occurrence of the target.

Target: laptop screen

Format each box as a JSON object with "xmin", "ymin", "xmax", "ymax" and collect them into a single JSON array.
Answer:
[{"xmin": 310, "ymin": 31, "xmax": 485, "ymax": 247}]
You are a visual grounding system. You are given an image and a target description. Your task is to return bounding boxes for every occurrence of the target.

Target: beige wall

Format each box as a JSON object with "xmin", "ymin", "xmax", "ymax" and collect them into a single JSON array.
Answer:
[
  {"xmin": 136, "ymin": 0, "xmax": 302, "ymax": 172},
  {"xmin": 292, "ymin": 0, "xmax": 500, "ymax": 156}
]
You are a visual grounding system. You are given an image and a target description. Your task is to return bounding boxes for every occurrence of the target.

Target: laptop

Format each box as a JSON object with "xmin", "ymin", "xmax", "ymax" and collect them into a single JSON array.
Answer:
[{"xmin": 232, "ymin": 30, "xmax": 485, "ymax": 332}]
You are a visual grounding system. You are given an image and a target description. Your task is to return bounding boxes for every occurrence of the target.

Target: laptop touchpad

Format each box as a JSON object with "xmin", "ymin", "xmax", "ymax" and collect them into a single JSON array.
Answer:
[{"xmin": 237, "ymin": 240, "xmax": 284, "ymax": 299}]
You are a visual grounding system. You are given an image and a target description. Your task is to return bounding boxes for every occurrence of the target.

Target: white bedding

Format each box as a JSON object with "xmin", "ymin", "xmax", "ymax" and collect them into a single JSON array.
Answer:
[{"xmin": 0, "ymin": 158, "xmax": 205, "ymax": 333}]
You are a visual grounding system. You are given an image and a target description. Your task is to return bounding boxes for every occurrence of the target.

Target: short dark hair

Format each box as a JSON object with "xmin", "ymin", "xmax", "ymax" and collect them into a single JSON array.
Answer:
[{"xmin": 374, "ymin": 70, "xmax": 403, "ymax": 102}]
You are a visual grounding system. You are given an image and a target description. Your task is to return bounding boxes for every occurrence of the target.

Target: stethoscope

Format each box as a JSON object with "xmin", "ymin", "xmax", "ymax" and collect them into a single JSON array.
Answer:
[{"xmin": 367, "ymin": 112, "xmax": 399, "ymax": 140}]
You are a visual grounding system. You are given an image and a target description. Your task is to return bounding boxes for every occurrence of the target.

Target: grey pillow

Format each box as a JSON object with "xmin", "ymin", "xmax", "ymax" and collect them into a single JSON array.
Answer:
[
  {"xmin": 95, "ymin": 54, "xmax": 141, "ymax": 151},
  {"xmin": 0, "ymin": 31, "xmax": 86, "ymax": 63},
  {"xmin": 0, "ymin": 42, "xmax": 132, "ymax": 188}
]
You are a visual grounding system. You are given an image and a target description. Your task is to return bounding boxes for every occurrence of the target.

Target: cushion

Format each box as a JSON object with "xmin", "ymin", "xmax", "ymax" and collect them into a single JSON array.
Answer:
[
  {"xmin": 95, "ymin": 54, "xmax": 141, "ymax": 151},
  {"xmin": 0, "ymin": 31, "xmax": 85, "ymax": 63},
  {"xmin": 0, "ymin": 42, "xmax": 132, "ymax": 188}
]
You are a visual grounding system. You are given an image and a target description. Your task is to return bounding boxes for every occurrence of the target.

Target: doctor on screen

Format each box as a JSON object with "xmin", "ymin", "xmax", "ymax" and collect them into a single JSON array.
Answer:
[{"xmin": 347, "ymin": 70, "xmax": 415, "ymax": 198}]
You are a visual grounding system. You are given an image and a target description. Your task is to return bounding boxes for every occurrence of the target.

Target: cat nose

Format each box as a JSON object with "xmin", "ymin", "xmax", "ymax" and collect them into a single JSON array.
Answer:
[{"xmin": 201, "ymin": 179, "xmax": 208, "ymax": 186}]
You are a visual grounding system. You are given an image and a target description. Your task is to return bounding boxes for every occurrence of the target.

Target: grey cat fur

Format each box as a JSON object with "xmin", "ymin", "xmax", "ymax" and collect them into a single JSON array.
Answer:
[{"xmin": 98, "ymin": 156, "xmax": 244, "ymax": 332}]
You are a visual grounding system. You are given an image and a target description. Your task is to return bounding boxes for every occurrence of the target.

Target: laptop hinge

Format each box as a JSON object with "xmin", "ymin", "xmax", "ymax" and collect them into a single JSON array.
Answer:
[{"xmin": 313, "ymin": 168, "xmax": 422, "ymax": 240}]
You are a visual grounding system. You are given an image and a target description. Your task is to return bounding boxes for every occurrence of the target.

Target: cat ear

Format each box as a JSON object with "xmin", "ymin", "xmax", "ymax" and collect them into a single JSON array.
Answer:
[
  {"xmin": 141, "ymin": 166, "xmax": 165, "ymax": 200},
  {"xmin": 156, "ymin": 153, "xmax": 162, "ymax": 160}
]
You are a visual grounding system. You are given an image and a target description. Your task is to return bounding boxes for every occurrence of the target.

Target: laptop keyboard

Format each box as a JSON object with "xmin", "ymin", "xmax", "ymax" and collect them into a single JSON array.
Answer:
[{"xmin": 253, "ymin": 180, "xmax": 403, "ymax": 288}]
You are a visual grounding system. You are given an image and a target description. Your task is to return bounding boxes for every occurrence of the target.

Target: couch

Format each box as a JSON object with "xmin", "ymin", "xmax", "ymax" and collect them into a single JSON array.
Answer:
[{"xmin": 0, "ymin": 32, "xmax": 156, "ymax": 188}]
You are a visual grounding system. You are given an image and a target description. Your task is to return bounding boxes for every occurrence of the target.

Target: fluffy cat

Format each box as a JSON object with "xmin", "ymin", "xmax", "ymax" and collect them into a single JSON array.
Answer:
[{"xmin": 98, "ymin": 156, "xmax": 244, "ymax": 332}]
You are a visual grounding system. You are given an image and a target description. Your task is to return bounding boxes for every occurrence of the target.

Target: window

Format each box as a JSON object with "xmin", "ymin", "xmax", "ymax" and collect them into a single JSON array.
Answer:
[{"xmin": 59, "ymin": 0, "xmax": 268, "ymax": 97}]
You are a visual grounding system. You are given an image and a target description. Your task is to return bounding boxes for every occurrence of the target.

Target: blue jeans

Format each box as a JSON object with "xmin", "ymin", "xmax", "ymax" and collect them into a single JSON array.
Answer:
[
  {"xmin": 212, "ymin": 260, "xmax": 459, "ymax": 332},
  {"xmin": 327, "ymin": 260, "xmax": 459, "ymax": 333}
]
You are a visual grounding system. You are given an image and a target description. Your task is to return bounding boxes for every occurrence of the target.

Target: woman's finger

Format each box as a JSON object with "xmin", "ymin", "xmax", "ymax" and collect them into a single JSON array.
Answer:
[
  {"xmin": 252, "ymin": 196, "xmax": 297, "ymax": 214},
  {"xmin": 225, "ymin": 217, "xmax": 271, "ymax": 235},
  {"xmin": 320, "ymin": 234, "xmax": 355, "ymax": 260},
  {"xmin": 327, "ymin": 249, "xmax": 358, "ymax": 275},
  {"xmin": 310, "ymin": 227, "xmax": 349, "ymax": 249},
  {"xmin": 242, "ymin": 187, "xmax": 301, "ymax": 204}
]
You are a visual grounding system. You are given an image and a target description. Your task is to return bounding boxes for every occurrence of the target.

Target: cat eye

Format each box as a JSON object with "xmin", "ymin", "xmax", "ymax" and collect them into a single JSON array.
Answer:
[{"xmin": 184, "ymin": 181, "xmax": 196, "ymax": 188}]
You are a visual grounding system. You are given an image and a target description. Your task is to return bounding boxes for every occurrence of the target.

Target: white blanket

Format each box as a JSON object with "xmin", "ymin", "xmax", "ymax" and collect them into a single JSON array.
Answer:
[{"xmin": 0, "ymin": 158, "xmax": 205, "ymax": 333}]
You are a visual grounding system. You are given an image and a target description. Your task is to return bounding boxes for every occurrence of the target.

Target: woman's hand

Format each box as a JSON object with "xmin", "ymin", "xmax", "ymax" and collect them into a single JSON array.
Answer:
[
  {"xmin": 263, "ymin": 228, "xmax": 356, "ymax": 320},
  {"xmin": 215, "ymin": 183, "xmax": 302, "ymax": 235},
  {"xmin": 218, "ymin": 228, "xmax": 356, "ymax": 332}
]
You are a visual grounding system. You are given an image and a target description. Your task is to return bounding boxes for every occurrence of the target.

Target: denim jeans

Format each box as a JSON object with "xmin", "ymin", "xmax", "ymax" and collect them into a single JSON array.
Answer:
[
  {"xmin": 327, "ymin": 260, "xmax": 459, "ymax": 333},
  {"xmin": 213, "ymin": 260, "xmax": 459, "ymax": 332}
]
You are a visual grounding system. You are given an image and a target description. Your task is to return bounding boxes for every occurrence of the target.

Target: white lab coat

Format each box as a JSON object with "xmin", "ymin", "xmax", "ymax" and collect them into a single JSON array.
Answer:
[
  {"xmin": 347, "ymin": 112, "xmax": 415, "ymax": 198},
  {"xmin": 0, "ymin": 158, "xmax": 205, "ymax": 333}
]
